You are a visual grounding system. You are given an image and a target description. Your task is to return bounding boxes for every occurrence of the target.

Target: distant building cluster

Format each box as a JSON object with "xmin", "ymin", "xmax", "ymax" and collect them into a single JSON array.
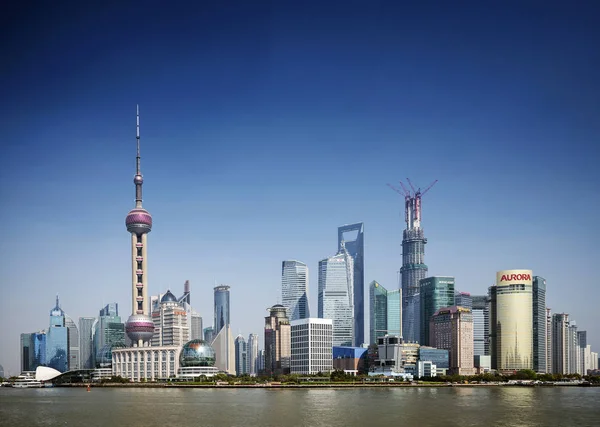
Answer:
[{"xmin": 13, "ymin": 110, "xmax": 599, "ymax": 382}]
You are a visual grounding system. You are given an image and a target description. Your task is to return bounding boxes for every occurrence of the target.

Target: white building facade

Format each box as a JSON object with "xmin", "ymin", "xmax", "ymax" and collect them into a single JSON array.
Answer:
[
  {"xmin": 112, "ymin": 345, "xmax": 181, "ymax": 381},
  {"xmin": 318, "ymin": 246, "xmax": 354, "ymax": 346},
  {"xmin": 291, "ymin": 318, "xmax": 333, "ymax": 375}
]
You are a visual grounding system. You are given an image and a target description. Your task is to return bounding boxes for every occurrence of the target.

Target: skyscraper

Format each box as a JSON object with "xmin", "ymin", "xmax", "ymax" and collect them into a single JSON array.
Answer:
[
  {"xmin": 124, "ymin": 106, "xmax": 155, "ymax": 347},
  {"xmin": 471, "ymin": 295, "xmax": 489, "ymax": 356},
  {"xmin": 235, "ymin": 335, "xmax": 248, "ymax": 376},
  {"xmin": 79, "ymin": 317, "xmax": 96, "ymax": 369},
  {"xmin": 65, "ymin": 315, "xmax": 80, "ymax": 371},
  {"xmin": 430, "ymin": 306, "xmax": 475, "ymax": 375},
  {"xmin": 369, "ymin": 281, "xmax": 388, "ymax": 344},
  {"xmin": 318, "ymin": 243, "xmax": 354, "ymax": 346},
  {"xmin": 213, "ymin": 285, "xmax": 230, "ymax": 334},
  {"xmin": 247, "ymin": 333, "xmax": 259, "ymax": 376},
  {"xmin": 546, "ymin": 308, "xmax": 553, "ymax": 373},
  {"xmin": 94, "ymin": 303, "xmax": 125, "ymax": 364},
  {"xmin": 567, "ymin": 321, "xmax": 579, "ymax": 375},
  {"xmin": 389, "ymin": 180, "xmax": 436, "ymax": 343},
  {"xmin": 387, "ymin": 289, "xmax": 402, "ymax": 338},
  {"xmin": 338, "ymin": 223, "xmax": 364, "ymax": 346},
  {"xmin": 46, "ymin": 295, "xmax": 68, "ymax": 372},
  {"xmin": 212, "ymin": 285, "xmax": 234, "ymax": 374},
  {"xmin": 578, "ymin": 331, "xmax": 587, "ymax": 375},
  {"xmin": 489, "ymin": 270, "xmax": 533, "ymax": 371},
  {"xmin": 151, "ymin": 290, "xmax": 189, "ymax": 347},
  {"xmin": 281, "ymin": 260, "xmax": 310, "ymax": 321},
  {"xmin": 264, "ymin": 304, "xmax": 291, "ymax": 376},
  {"xmin": 532, "ymin": 276, "xmax": 547, "ymax": 373},
  {"xmin": 203, "ymin": 327, "xmax": 215, "ymax": 344},
  {"xmin": 551, "ymin": 312, "xmax": 569, "ymax": 374},
  {"xmin": 420, "ymin": 276, "xmax": 455, "ymax": 346}
]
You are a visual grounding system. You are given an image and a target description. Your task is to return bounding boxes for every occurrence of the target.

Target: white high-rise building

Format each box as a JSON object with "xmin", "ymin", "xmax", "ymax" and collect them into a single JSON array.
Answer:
[
  {"xmin": 281, "ymin": 260, "xmax": 310, "ymax": 321},
  {"xmin": 151, "ymin": 290, "xmax": 189, "ymax": 347},
  {"xmin": 318, "ymin": 243, "xmax": 354, "ymax": 346},
  {"xmin": 247, "ymin": 333, "xmax": 259, "ymax": 376},
  {"xmin": 290, "ymin": 318, "xmax": 333, "ymax": 375}
]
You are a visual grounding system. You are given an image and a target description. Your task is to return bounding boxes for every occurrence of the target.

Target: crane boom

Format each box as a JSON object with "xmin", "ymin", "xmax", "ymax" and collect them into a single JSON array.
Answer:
[{"xmin": 421, "ymin": 179, "xmax": 438, "ymax": 196}]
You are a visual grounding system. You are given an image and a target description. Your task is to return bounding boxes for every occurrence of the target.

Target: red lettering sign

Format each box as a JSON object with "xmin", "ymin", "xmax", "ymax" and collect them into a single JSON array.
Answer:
[{"xmin": 500, "ymin": 273, "xmax": 531, "ymax": 282}]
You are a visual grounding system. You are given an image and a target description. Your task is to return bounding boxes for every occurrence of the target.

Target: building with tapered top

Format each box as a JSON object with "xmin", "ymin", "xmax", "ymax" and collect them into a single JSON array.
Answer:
[{"xmin": 282, "ymin": 260, "xmax": 309, "ymax": 321}]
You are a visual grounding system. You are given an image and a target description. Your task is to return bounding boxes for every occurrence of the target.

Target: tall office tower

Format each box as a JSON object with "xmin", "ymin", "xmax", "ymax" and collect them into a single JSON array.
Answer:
[
  {"xmin": 123, "ymin": 106, "xmax": 155, "ymax": 347},
  {"xmin": 578, "ymin": 331, "xmax": 587, "ymax": 374},
  {"xmin": 65, "ymin": 315, "xmax": 80, "ymax": 371},
  {"xmin": 369, "ymin": 281, "xmax": 388, "ymax": 344},
  {"xmin": 94, "ymin": 303, "xmax": 125, "ymax": 364},
  {"xmin": 318, "ymin": 243, "xmax": 354, "ymax": 346},
  {"xmin": 430, "ymin": 306, "xmax": 474, "ymax": 375},
  {"xmin": 420, "ymin": 276, "xmax": 455, "ymax": 346},
  {"xmin": 214, "ymin": 285, "xmax": 230, "ymax": 334},
  {"xmin": 471, "ymin": 295, "xmax": 490, "ymax": 356},
  {"xmin": 20, "ymin": 333, "xmax": 33, "ymax": 372},
  {"xmin": 46, "ymin": 295, "xmax": 69, "ymax": 372},
  {"xmin": 264, "ymin": 304, "xmax": 291, "ymax": 376},
  {"xmin": 290, "ymin": 318, "xmax": 333, "ymax": 375},
  {"xmin": 532, "ymin": 276, "xmax": 547, "ymax": 373},
  {"xmin": 567, "ymin": 321, "xmax": 579, "ymax": 374},
  {"xmin": 203, "ymin": 327, "xmax": 215, "ymax": 344},
  {"xmin": 551, "ymin": 313, "xmax": 569, "ymax": 374},
  {"xmin": 212, "ymin": 285, "xmax": 234, "ymax": 374},
  {"xmin": 281, "ymin": 260, "xmax": 310, "ymax": 321},
  {"xmin": 387, "ymin": 289, "xmax": 402, "ymax": 338},
  {"xmin": 388, "ymin": 180, "xmax": 437, "ymax": 343},
  {"xmin": 247, "ymin": 333, "xmax": 259, "ymax": 376},
  {"xmin": 489, "ymin": 270, "xmax": 533, "ymax": 371},
  {"xmin": 151, "ymin": 290, "xmax": 190, "ymax": 346},
  {"xmin": 235, "ymin": 335, "xmax": 248, "ymax": 375},
  {"xmin": 338, "ymin": 223, "xmax": 364, "ymax": 346},
  {"xmin": 189, "ymin": 312, "xmax": 203, "ymax": 341},
  {"xmin": 455, "ymin": 292, "xmax": 472, "ymax": 309},
  {"xmin": 257, "ymin": 349, "xmax": 265, "ymax": 374},
  {"xmin": 79, "ymin": 317, "xmax": 96, "ymax": 369},
  {"xmin": 177, "ymin": 280, "xmax": 203, "ymax": 340},
  {"xmin": 546, "ymin": 308, "xmax": 552, "ymax": 373}
]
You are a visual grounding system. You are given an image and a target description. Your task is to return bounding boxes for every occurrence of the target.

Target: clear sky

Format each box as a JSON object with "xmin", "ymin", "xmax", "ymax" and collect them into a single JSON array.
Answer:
[{"xmin": 1, "ymin": 1, "xmax": 599, "ymax": 376}]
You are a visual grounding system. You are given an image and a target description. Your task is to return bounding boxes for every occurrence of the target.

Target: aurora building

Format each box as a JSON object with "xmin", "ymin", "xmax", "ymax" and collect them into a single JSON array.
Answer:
[{"xmin": 489, "ymin": 270, "xmax": 533, "ymax": 371}]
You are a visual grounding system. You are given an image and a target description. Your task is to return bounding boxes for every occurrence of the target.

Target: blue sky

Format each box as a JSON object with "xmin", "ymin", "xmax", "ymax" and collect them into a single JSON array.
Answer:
[{"xmin": 1, "ymin": 1, "xmax": 599, "ymax": 375}]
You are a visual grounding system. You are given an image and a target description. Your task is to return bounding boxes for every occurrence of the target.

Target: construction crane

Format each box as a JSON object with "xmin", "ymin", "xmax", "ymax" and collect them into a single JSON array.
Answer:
[{"xmin": 388, "ymin": 178, "xmax": 438, "ymax": 229}]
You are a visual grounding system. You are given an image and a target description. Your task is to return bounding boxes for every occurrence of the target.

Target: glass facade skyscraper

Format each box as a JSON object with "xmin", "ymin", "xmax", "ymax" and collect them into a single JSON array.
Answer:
[
  {"xmin": 281, "ymin": 260, "xmax": 309, "ymax": 321},
  {"xmin": 65, "ymin": 315, "xmax": 80, "ymax": 371},
  {"xmin": 533, "ymin": 276, "xmax": 547, "ymax": 373},
  {"xmin": 20, "ymin": 332, "xmax": 46, "ymax": 372},
  {"xmin": 213, "ymin": 285, "xmax": 230, "ymax": 334},
  {"xmin": 338, "ymin": 223, "xmax": 364, "ymax": 346},
  {"xmin": 46, "ymin": 296, "xmax": 69, "ymax": 372},
  {"xmin": 247, "ymin": 333, "xmax": 259, "ymax": 376},
  {"xmin": 420, "ymin": 276, "xmax": 455, "ymax": 346},
  {"xmin": 472, "ymin": 295, "xmax": 489, "ymax": 356},
  {"xmin": 235, "ymin": 335, "xmax": 248, "ymax": 375},
  {"xmin": 79, "ymin": 317, "xmax": 96, "ymax": 369},
  {"xmin": 318, "ymin": 244, "xmax": 354, "ymax": 346},
  {"xmin": 455, "ymin": 292, "xmax": 472, "ymax": 309},
  {"xmin": 387, "ymin": 289, "xmax": 401, "ymax": 337},
  {"xmin": 94, "ymin": 303, "xmax": 125, "ymax": 365},
  {"xmin": 369, "ymin": 281, "xmax": 388, "ymax": 345}
]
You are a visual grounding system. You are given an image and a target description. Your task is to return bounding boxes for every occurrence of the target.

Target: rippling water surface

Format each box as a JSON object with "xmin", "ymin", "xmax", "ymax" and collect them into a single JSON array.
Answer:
[{"xmin": 1, "ymin": 387, "xmax": 599, "ymax": 427}]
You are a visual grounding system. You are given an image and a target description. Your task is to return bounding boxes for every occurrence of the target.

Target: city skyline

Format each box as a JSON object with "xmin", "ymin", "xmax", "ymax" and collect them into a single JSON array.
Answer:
[{"xmin": 1, "ymin": 1, "xmax": 599, "ymax": 375}]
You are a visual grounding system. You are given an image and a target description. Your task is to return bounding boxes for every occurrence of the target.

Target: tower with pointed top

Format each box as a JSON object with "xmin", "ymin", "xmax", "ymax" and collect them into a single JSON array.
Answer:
[{"xmin": 124, "ymin": 106, "xmax": 155, "ymax": 346}]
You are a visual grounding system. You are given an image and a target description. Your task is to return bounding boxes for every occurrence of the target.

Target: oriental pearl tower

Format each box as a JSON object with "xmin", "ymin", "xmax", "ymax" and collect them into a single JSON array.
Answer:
[{"xmin": 124, "ymin": 105, "xmax": 155, "ymax": 346}]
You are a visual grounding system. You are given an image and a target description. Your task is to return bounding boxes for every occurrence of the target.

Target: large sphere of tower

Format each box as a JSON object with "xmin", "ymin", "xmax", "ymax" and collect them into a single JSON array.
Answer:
[
  {"xmin": 125, "ymin": 314, "xmax": 155, "ymax": 343},
  {"xmin": 125, "ymin": 208, "xmax": 153, "ymax": 235}
]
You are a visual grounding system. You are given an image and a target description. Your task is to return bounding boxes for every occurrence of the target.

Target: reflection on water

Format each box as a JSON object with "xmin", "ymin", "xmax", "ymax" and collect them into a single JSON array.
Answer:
[{"xmin": 0, "ymin": 387, "xmax": 599, "ymax": 427}]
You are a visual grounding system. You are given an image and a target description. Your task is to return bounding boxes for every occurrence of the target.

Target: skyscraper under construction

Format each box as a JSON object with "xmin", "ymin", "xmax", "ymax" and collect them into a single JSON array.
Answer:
[{"xmin": 388, "ymin": 179, "xmax": 437, "ymax": 343}]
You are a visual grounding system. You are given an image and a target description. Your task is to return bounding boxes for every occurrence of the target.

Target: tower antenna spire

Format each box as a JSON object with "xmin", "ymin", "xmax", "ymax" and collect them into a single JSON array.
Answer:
[{"xmin": 134, "ymin": 105, "xmax": 144, "ymax": 208}]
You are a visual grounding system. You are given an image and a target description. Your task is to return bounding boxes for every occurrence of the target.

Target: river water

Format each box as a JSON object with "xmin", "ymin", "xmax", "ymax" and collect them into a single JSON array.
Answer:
[{"xmin": 1, "ymin": 386, "xmax": 599, "ymax": 426}]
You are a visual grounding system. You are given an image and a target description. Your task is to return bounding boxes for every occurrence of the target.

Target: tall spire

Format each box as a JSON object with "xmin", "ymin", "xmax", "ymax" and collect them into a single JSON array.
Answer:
[
  {"xmin": 134, "ymin": 104, "xmax": 144, "ymax": 208},
  {"xmin": 56, "ymin": 294, "xmax": 60, "ymax": 309}
]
